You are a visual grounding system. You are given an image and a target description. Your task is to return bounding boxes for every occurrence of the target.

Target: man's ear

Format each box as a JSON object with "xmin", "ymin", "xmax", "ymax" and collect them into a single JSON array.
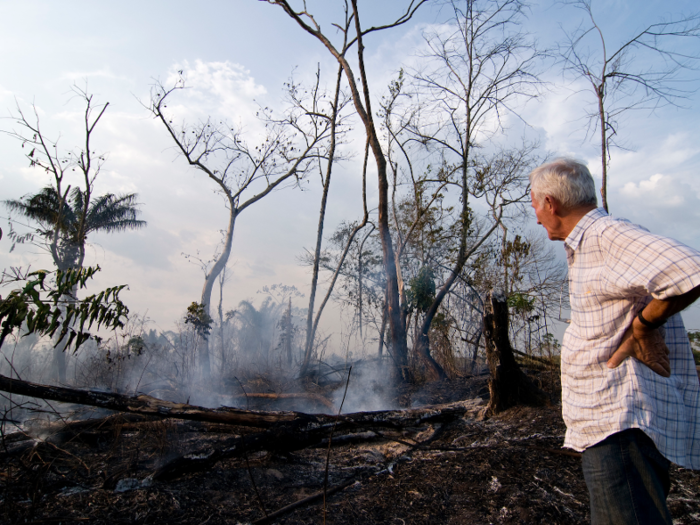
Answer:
[{"xmin": 543, "ymin": 194, "xmax": 558, "ymax": 214}]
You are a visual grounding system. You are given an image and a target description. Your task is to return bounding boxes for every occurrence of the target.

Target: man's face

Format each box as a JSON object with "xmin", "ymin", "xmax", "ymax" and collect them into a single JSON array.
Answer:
[{"xmin": 531, "ymin": 191, "xmax": 564, "ymax": 241}]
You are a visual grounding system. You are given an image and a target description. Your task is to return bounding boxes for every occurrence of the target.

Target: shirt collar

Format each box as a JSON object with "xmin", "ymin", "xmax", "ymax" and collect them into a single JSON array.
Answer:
[{"xmin": 564, "ymin": 207, "xmax": 608, "ymax": 252}]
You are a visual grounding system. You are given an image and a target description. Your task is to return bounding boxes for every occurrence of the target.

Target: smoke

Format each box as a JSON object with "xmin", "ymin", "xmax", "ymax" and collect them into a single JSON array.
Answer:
[
  {"xmin": 0, "ymin": 292, "xmax": 409, "ymax": 431},
  {"xmin": 328, "ymin": 359, "xmax": 398, "ymax": 414}
]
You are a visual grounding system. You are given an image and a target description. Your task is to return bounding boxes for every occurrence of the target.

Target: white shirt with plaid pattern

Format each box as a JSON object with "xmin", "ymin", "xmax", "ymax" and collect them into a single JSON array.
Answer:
[{"xmin": 562, "ymin": 208, "xmax": 700, "ymax": 469}]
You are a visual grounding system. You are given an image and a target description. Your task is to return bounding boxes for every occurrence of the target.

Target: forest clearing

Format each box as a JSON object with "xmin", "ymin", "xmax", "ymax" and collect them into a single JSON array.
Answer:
[{"xmin": 3, "ymin": 1, "xmax": 700, "ymax": 523}]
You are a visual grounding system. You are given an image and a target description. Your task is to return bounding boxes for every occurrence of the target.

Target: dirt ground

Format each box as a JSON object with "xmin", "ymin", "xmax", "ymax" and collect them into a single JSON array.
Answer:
[{"xmin": 2, "ymin": 374, "xmax": 700, "ymax": 525}]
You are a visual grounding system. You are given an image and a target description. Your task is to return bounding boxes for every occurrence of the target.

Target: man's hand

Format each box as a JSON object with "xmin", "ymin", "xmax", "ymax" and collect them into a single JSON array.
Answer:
[{"xmin": 607, "ymin": 319, "xmax": 671, "ymax": 377}]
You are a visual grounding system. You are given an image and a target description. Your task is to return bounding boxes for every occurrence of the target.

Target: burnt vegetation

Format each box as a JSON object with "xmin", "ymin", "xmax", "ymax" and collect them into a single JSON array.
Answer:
[
  {"xmin": 2, "ymin": 379, "xmax": 700, "ymax": 524},
  {"xmin": 3, "ymin": 0, "xmax": 700, "ymax": 523}
]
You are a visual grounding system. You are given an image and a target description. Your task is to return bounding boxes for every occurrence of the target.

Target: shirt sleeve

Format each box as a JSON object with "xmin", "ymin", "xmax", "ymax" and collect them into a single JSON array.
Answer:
[{"xmin": 600, "ymin": 222, "xmax": 700, "ymax": 300}]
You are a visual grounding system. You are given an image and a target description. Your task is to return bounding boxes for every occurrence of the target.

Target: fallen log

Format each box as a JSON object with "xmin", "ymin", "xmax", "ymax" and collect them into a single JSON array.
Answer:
[
  {"xmin": 0, "ymin": 372, "xmax": 486, "ymax": 479},
  {"xmin": 0, "ymin": 373, "xmax": 484, "ymax": 431},
  {"xmin": 0, "ymin": 374, "xmax": 316, "ymax": 429}
]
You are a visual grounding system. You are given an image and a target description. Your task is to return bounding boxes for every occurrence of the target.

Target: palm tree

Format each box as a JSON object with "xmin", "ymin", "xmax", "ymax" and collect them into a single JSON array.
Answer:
[
  {"xmin": 4, "ymin": 186, "xmax": 145, "ymax": 382},
  {"xmin": 5, "ymin": 186, "xmax": 146, "ymax": 271}
]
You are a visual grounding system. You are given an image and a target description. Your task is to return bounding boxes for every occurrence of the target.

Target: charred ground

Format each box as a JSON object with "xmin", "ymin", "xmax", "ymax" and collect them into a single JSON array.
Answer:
[{"xmin": 2, "ymin": 373, "xmax": 700, "ymax": 525}]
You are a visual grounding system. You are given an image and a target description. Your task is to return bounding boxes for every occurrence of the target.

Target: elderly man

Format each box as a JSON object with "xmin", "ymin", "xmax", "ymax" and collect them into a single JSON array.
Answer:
[{"xmin": 529, "ymin": 158, "xmax": 700, "ymax": 525}]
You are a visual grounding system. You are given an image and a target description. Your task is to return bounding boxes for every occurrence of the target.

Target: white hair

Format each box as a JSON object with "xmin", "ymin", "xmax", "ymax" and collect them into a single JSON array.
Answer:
[{"xmin": 529, "ymin": 158, "xmax": 597, "ymax": 209}]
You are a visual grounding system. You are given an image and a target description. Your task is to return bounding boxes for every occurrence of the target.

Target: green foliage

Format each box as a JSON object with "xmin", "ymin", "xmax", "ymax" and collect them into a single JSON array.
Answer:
[
  {"xmin": 507, "ymin": 292, "xmax": 535, "ymax": 314},
  {"xmin": 501, "ymin": 235, "xmax": 531, "ymax": 289},
  {"xmin": 0, "ymin": 266, "xmax": 129, "ymax": 352},
  {"xmin": 127, "ymin": 335, "xmax": 146, "ymax": 356},
  {"xmin": 4, "ymin": 185, "xmax": 145, "ymax": 269},
  {"xmin": 184, "ymin": 302, "xmax": 213, "ymax": 340},
  {"xmin": 105, "ymin": 335, "xmax": 145, "ymax": 366},
  {"xmin": 540, "ymin": 333, "xmax": 561, "ymax": 353},
  {"xmin": 431, "ymin": 311, "xmax": 449, "ymax": 330},
  {"xmin": 406, "ymin": 266, "xmax": 436, "ymax": 313}
]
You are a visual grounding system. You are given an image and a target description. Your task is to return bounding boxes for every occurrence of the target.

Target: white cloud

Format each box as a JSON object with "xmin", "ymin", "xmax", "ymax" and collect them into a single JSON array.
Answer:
[
  {"xmin": 620, "ymin": 173, "xmax": 684, "ymax": 206},
  {"xmin": 162, "ymin": 60, "xmax": 267, "ymax": 127},
  {"xmin": 614, "ymin": 172, "xmax": 700, "ymax": 246}
]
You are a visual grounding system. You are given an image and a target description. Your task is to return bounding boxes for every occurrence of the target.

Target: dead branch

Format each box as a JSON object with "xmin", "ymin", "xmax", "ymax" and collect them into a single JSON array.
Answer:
[
  {"xmin": 0, "ymin": 372, "xmax": 487, "ymax": 481},
  {"xmin": 513, "ymin": 349, "xmax": 559, "ymax": 368}
]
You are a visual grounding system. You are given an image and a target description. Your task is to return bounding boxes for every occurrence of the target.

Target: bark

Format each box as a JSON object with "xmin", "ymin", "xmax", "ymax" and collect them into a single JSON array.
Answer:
[
  {"xmin": 217, "ymin": 266, "xmax": 226, "ymax": 375},
  {"xmin": 377, "ymin": 300, "xmax": 388, "ymax": 357},
  {"xmin": 414, "ymin": 332, "xmax": 448, "ymax": 382},
  {"xmin": 53, "ymin": 343, "xmax": 68, "ymax": 384},
  {"xmin": 483, "ymin": 291, "xmax": 547, "ymax": 416},
  {"xmin": 350, "ymin": 1, "xmax": 409, "ymax": 379}
]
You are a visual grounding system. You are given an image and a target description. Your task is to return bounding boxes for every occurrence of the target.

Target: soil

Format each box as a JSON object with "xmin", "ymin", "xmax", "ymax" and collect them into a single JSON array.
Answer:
[{"xmin": 2, "ymin": 373, "xmax": 700, "ymax": 525}]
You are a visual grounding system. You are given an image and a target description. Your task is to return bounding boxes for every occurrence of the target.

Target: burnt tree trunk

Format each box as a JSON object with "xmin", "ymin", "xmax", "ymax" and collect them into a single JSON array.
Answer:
[
  {"xmin": 483, "ymin": 291, "xmax": 546, "ymax": 416},
  {"xmin": 0, "ymin": 373, "xmax": 479, "ymax": 429},
  {"xmin": 0, "ymin": 373, "xmax": 309, "ymax": 428}
]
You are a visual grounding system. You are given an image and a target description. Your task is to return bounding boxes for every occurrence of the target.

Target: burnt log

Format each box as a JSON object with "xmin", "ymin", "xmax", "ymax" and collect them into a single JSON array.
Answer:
[
  {"xmin": 483, "ymin": 291, "xmax": 547, "ymax": 416},
  {"xmin": 0, "ymin": 372, "xmax": 485, "ymax": 480},
  {"xmin": 0, "ymin": 374, "xmax": 315, "ymax": 428},
  {"xmin": 152, "ymin": 399, "xmax": 483, "ymax": 480},
  {"xmin": 0, "ymin": 372, "xmax": 482, "ymax": 430}
]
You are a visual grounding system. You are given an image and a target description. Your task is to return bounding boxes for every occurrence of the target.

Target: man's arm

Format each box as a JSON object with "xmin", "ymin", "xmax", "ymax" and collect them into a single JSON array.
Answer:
[{"xmin": 608, "ymin": 284, "xmax": 700, "ymax": 377}]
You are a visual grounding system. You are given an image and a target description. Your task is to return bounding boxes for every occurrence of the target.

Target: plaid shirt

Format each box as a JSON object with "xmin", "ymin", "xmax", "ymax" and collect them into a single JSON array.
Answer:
[{"xmin": 562, "ymin": 207, "xmax": 700, "ymax": 469}]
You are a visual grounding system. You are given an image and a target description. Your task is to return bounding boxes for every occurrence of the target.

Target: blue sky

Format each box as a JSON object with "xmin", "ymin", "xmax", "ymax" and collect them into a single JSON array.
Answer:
[{"xmin": 2, "ymin": 0, "xmax": 700, "ymax": 339}]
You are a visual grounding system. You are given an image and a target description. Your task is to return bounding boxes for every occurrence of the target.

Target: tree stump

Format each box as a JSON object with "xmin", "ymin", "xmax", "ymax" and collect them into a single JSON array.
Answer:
[{"xmin": 483, "ymin": 290, "xmax": 547, "ymax": 416}]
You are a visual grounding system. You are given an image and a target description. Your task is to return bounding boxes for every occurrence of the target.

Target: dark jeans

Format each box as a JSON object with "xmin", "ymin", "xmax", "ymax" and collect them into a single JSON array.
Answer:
[{"xmin": 582, "ymin": 428, "xmax": 672, "ymax": 525}]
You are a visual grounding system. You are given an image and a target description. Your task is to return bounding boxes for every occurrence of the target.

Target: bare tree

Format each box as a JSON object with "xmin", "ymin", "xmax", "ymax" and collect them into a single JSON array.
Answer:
[
  {"xmin": 149, "ymin": 73, "xmax": 333, "ymax": 380},
  {"xmin": 387, "ymin": 0, "xmax": 544, "ymax": 379},
  {"xmin": 301, "ymin": 138, "xmax": 371, "ymax": 375},
  {"xmin": 266, "ymin": 0, "xmax": 429, "ymax": 380},
  {"xmin": 559, "ymin": 0, "xmax": 700, "ymax": 211},
  {"xmin": 294, "ymin": 63, "xmax": 359, "ymax": 375}
]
